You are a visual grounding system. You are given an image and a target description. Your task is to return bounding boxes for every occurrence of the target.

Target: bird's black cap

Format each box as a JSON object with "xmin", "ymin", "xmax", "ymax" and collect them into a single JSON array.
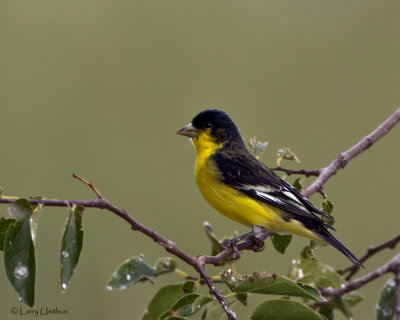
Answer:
[{"xmin": 191, "ymin": 109, "xmax": 242, "ymax": 144}]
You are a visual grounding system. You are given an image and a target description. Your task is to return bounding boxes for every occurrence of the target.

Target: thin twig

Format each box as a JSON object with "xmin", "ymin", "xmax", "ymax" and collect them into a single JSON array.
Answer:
[
  {"xmin": 303, "ymin": 106, "xmax": 400, "ymax": 198},
  {"xmin": 72, "ymin": 173, "xmax": 103, "ymax": 198},
  {"xmin": 343, "ymin": 234, "xmax": 400, "ymax": 280},
  {"xmin": 271, "ymin": 166, "xmax": 321, "ymax": 177}
]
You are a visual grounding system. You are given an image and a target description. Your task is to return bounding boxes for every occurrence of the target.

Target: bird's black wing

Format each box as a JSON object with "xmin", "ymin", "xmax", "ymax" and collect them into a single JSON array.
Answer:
[{"xmin": 212, "ymin": 149, "xmax": 334, "ymax": 229}]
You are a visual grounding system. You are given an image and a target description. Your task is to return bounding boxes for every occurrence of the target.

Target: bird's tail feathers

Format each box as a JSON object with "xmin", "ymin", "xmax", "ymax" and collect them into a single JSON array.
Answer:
[{"xmin": 318, "ymin": 229, "xmax": 363, "ymax": 268}]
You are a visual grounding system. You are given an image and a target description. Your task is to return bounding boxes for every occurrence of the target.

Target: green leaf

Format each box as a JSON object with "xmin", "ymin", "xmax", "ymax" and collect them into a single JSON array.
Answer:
[
  {"xmin": 155, "ymin": 257, "xmax": 177, "ymax": 276},
  {"xmin": 343, "ymin": 290, "xmax": 363, "ymax": 308},
  {"xmin": 293, "ymin": 178, "xmax": 303, "ymax": 191},
  {"xmin": 317, "ymin": 290, "xmax": 363, "ymax": 319},
  {"xmin": 203, "ymin": 221, "xmax": 222, "ymax": 255},
  {"xmin": 251, "ymin": 299, "xmax": 327, "ymax": 320},
  {"xmin": 296, "ymin": 282, "xmax": 327, "ymax": 303},
  {"xmin": 182, "ymin": 281, "xmax": 196, "ymax": 294},
  {"xmin": 233, "ymin": 272, "xmax": 324, "ymax": 302},
  {"xmin": 0, "ymin": 217, "xmax": 16, "ymax": 250},
  {"xmin": 249, "ymin": 136, "xmax": 269, "ymax": 159},
  {"xmin": 160, "ymin": 293, "xmax": 201, "ymax": 319},
  {"xmin": 318, "ymin": 306, "xmax": 334, "ymax": 320},
  {"xmin": 270, "ymin": 233, "xmax": 292, "ymax": 254},
  {"xmin": 158, "ymin": 283, "xmax": 210, "ymax": 320},
  {"xmin": 376, "ymin": 277, "xmax": 396, "ymax": 320},
  {"xmin": 142, "ymin": 283, "xmax": 192, "ymax": 320},
  {"xmin": 302, "ymin": 240, "xmax": 326, "ymax": 259},
  {"xmin": 107, "ymin": 255, "xmax": 156, "ymax": 290},
  {"xmin": 276, "ymin": 147, "xmax": 300, "ymax": 166},
  {"xmin": 201, "ymin": 298, "xmax": 236, "ymax": 320},
  {"xmin": 288, "ymin": 258, "xmax": 344, "ymax": 288},
  {"xmin": 4, "ymin": 199, "xmax": 36, "ymax": 306},
  {"xmin": 321, "ymin": 200, "xmax": 335, "ymax": 226},
  {"xmin": 220, "ymin": 271, "xmax": 248, "ymax": 305},
  {"xmin": 322, "ymin": 200, "xmax": 333, "ymax": 215},
  {"xmin": 60, "ymin": 205, "xmax": 84, "ymax": 291},
  {"xmin": 203, "ymin": 222, "xmax": 237, "ymax": 263},
  {"xmin": 30, "ymin": 204, "xmax": 42, "ymax": 245}
]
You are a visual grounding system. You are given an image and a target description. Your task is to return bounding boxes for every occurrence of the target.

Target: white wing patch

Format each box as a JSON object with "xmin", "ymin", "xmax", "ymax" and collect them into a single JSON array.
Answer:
[
  {"xmin": 282, "ymin": 190, "xmax": 303, "ymax": 204},
  {"xmin": 254, "ymin": 190, "xmax": 285, "ymax": 205}
]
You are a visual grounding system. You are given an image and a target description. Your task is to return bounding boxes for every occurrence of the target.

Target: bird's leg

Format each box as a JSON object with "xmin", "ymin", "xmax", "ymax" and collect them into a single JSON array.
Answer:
[
  {"xmin": 250, "ymin": 225, "xmax": 266, "ymax": 252},
  {"xmin": 220, "ymin": 226, "xmax": 267, "ymax": 259},
  {"xmin": 220, "ymin": 231, "xmax": 253, "ymax": 260}
]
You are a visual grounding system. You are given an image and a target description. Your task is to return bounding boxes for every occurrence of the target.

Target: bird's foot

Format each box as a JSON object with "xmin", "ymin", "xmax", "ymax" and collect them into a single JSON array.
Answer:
[{"xmin": 220, "ymin": 232, "xmax": 266, "ymax": 260}]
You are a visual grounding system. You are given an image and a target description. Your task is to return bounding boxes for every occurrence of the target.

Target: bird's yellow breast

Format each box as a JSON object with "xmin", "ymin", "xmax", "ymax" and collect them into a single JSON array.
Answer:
[{"xmin": 191, "ymin": 131, "xmax": 321, "ymax": 241}]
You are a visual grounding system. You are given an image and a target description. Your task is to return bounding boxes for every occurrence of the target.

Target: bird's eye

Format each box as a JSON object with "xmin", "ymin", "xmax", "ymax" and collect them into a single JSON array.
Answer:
[{"xmin": 204, "ymin": 122, "xmax": 213, "ymax": 128}]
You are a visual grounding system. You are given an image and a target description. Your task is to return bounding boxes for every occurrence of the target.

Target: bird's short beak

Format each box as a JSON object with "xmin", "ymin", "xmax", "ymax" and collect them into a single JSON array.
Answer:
[{"xmin": 177, "ymin": 123, "xmax": 198, "ymax": 138}]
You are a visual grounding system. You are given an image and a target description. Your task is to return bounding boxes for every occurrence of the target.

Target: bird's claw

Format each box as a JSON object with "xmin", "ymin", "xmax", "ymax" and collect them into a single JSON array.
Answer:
[
  {"xmin": 220, "ymin": 238, "xmax": 242, "ymax": 260},
  {"xmin": 220, "ymin": 233, "xmax": 265, "ymax": 259}
]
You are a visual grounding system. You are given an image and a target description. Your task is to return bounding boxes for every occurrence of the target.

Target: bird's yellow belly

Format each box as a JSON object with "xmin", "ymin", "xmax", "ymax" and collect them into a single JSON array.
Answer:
[{"xmin": 195, "ymin": 157, "xmax": 321, "ymax": 241}]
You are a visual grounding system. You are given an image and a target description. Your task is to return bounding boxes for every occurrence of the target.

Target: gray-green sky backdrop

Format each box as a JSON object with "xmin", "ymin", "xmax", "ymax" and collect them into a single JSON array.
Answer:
[{"xmin": 1, "ymin": 1, "xmax": 400, "ymax": 319}]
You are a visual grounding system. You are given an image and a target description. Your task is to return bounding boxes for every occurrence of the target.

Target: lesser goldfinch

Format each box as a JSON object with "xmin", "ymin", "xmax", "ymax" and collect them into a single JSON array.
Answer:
[{"xmin": 177, "ymin": 109, "xmax": 361, "ymax": 267}]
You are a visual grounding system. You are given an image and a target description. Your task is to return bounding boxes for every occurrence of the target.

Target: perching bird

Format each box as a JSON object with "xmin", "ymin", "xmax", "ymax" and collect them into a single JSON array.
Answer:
[{"xmin": 177, "ymin": 109, "xmax": 361, "ymax": 267}]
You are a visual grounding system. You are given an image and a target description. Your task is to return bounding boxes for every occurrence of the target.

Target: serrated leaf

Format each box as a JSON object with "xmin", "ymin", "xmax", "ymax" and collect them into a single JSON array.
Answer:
[
  {"xmin": 4, "ymin": 199, "xmax": 36, "ymax": 306},
  {"xmin": 107, "ymin": 256, "xmax": 156, "ymax": 290},
  {"xmin": 0, "ymin": 217, "xmax": 16, "ymax": 251},
  {"xmin": 249, "ymin": 136, "xmax": 269, "ymax": 159},
  {"xmin": 270, "ymin": 233, "xmax": 292, "ymax": 254},
  {"xmin": 60, "ymin": 205, "xmax": 84, "ymax": 291},
  {"xmin": 376, "ymin": 277, "xmax": 396, "ymax": 320},
  {"xmin": 251, "ymin": 299, "xmax": 327, "ymax": 320},
  {"xmin": 142, "ymin": 284, "xmax": 191, "ymax": 320},
  {"xmin": 155, "ymin": 257, "xmax": 177, "ymax": 276},
  {"xmin": 234, "ymin": 272, "xmax": 324, "ymax": 302},
  {"xmin": 220, "ymin": 271, "xmax": 248, "ymax": 305}
]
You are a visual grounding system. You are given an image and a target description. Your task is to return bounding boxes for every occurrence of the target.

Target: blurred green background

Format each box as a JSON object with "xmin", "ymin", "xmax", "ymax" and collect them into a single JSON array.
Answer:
[{"xmin": 1, "ymin": 0, "xmax": 400, "ymax": 319}]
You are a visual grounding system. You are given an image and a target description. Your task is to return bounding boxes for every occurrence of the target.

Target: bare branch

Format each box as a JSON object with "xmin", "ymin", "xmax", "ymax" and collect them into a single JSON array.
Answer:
[
  {"xmin": 271, "ymin": 166, "xmax": 321, "ymax": 177},
  {"xmin": 0, "ymin": 177, "xmax": 269, "ymax": 320},
  {"xmin": 303, "ymin": 106, "xmax": 400, "ymax": 198},
  {"xmin": 343, "ymin": 234, "xmax": 400, "ymax": 280},
  {"xmin": 317, "ymin": 252, "xmax": 400, "ymax": 307}
]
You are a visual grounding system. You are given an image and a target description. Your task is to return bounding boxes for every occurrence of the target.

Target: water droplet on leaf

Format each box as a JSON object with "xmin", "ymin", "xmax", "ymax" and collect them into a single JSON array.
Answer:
[
  {"xmin": 62, "ymin": 251, "xmax": 69, "ymax": 258},
  {"xmin": 14, "ymin": 265, "xmax": 28, "ymax": 280},
  {"xmin": 61, "ymin": 283, "xmax": 67, "ymax": 290}
]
